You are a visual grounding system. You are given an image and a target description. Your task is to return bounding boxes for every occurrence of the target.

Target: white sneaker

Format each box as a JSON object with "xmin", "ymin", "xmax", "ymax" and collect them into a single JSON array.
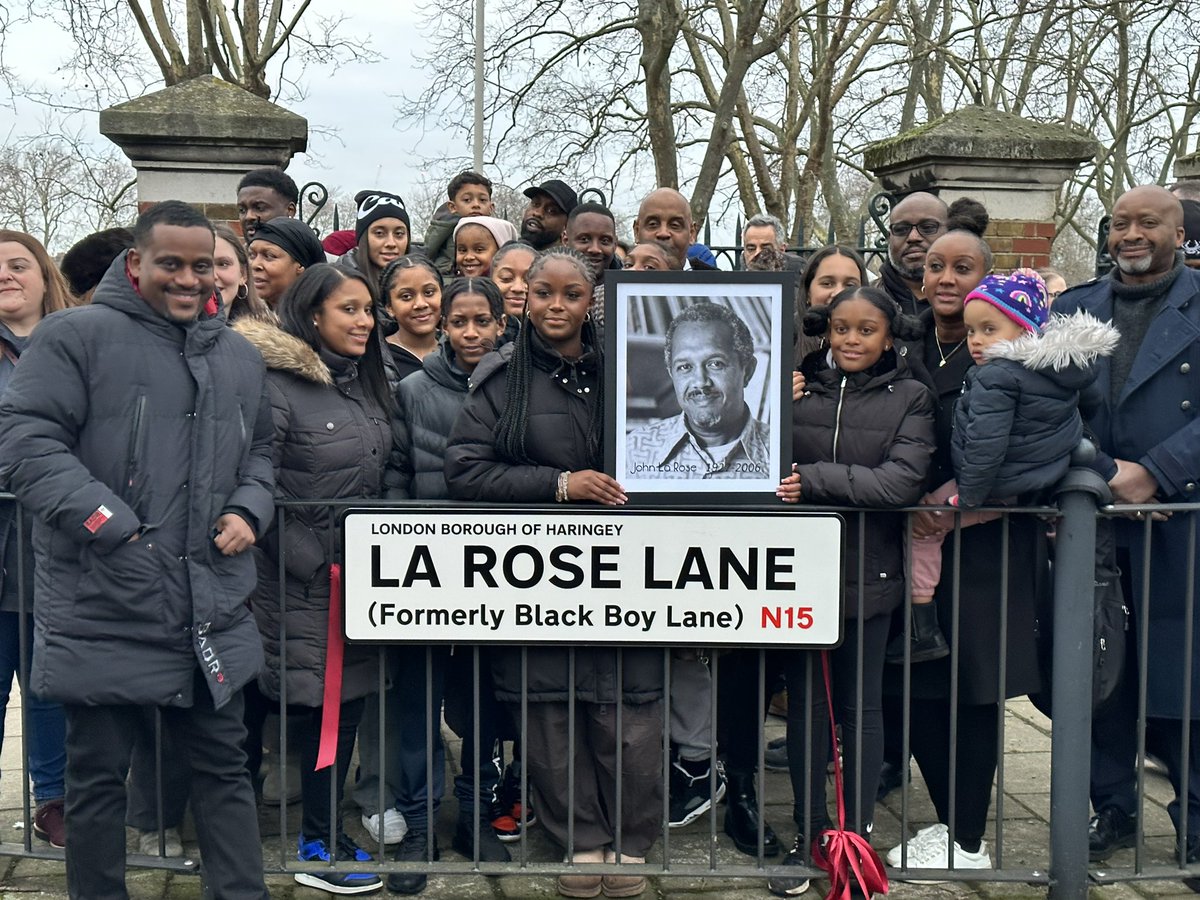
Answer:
[
  {"xmin": 891, "ymin": 831, "xmax": 991, "ymax": 883},
  {"xmin": 361, "ymin": 807, "xmax": 408, "ymax": 845},
  {"xmin": 886, "ymin": 822, "xmax": 948, "ymax": 866}
]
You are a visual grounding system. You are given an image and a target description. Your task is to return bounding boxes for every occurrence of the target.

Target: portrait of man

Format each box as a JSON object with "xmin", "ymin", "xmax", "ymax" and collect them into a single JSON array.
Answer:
[{"xmin": 626, "ymin": 301, "xmax": 770, "ymax": 479}]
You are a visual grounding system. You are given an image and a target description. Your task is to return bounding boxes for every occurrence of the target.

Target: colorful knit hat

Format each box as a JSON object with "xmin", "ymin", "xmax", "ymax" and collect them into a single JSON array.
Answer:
[{"xmin": 964, "ymin": 268, "xmax": 1049, "ymax": 333}]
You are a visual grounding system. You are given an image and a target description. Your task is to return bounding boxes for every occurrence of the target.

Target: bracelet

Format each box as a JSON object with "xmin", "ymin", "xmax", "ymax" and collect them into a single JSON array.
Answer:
[{"xmin": 556, "ymin": 471, "xmax": 572, "ymax": 503}]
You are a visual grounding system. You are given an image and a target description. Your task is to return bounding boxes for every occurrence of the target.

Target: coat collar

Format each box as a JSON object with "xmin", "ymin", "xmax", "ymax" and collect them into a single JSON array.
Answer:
[{"xmin": 233, "ymin": 318, "xmax": 334, "ymax": 385}]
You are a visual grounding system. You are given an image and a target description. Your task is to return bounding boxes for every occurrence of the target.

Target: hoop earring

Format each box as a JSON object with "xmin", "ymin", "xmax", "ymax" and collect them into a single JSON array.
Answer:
[
  {"xmin": 236, "ymin": 284, "xmax": 248, "ymax": 301},
  {"xmin": 584, "ymin": 312, "xmax": 592, "ymax": 323}
]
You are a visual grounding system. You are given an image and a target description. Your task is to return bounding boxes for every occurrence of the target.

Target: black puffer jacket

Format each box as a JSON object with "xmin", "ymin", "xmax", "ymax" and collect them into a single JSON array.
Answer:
[
  {"xmin": 235, "ymin": 319, "xmax": 392, "ymax": 707},
  {"xmin": 445, "ymin": 329, "xmax": 662, "ymax": 705},
  {"xmin": 0, "ymin": 254, "xmax": 275, "ymax": 708},
  {"xmin": 794, "ymin": 348, "xmax": 935, "ymax": 620},
  {"xmin": 952, "ymin": 311, "xmax": 1118, "ymax": 507},
  {"xmin": 387, "ymin": 342, "xmax": 468, "ymax": 500}
]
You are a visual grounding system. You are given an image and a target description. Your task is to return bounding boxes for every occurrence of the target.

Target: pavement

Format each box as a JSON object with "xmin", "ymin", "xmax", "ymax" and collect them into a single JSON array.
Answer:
[{"xmin": 0, "ymin": 689, "xmax": 1194, "ymax": 899}]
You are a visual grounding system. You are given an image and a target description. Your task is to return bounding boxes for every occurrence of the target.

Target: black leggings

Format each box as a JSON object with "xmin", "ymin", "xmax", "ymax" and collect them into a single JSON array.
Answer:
[
  {"xmin": 907, "ymin": 698, "xmax": 999, "ymax": 851},
  {"xmin": 783, "ymin": 614, "xmax": 890, "ymax": 837}
]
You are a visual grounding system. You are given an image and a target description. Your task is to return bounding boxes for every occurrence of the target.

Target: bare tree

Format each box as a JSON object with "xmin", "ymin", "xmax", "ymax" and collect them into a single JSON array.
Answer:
[
  {"xmin": 0, "ymin": 130, "xmax": 137, "ymax": 251},
  {"xmin": 31, "ymin": 0, "xmax": 376, "ymax": 106}
]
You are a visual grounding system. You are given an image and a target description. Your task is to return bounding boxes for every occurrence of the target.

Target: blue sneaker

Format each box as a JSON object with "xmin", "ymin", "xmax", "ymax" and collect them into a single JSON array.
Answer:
[{"xmin": 295, "ymin": 834, "xmax": 383, "ymax": 894}]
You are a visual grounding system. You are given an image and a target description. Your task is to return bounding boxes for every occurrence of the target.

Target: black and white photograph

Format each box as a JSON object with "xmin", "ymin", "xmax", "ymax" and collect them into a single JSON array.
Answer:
[{"xmin": 605, "ymin": 271, "xmax": 793, "ymax": 500}]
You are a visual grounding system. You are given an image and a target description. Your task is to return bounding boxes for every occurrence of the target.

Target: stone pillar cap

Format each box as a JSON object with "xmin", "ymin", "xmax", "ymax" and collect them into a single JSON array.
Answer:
[
  {"xmin": 864, "ymin": 106, "xmax": 1097, "ymax": 176},
  {"xmin": 100, "ymin": 74, "xmax": 307, "ymax": 166}
]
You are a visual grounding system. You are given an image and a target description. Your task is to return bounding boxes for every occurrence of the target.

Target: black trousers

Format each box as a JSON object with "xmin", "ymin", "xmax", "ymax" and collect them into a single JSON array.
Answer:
[
  {"xmin": 783, "ymin": 614, "xmax": 890, "ymax": 837},
  {"xmin": 124, "ymin": 710, "xmax": 191, "ymax": 831},
  {"xmin": 64, "ymin": 668, "xmax": 267, "ymax": 900},
  {"xmin": 293, "ymin": 696, "xmax": 366, "ymax": 841},
  {"xmin": 907, "ymin": 697, "xmax": 999, "ymax": 850}
]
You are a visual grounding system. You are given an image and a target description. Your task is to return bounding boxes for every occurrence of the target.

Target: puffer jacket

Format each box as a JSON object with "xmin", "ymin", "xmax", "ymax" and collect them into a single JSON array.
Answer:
[
  {"xmin": 235, "ymin": 319, "xmax": 392, "ymax": 707},
  {"xmin": 444, "ymin": 329, "xmax": 662, "ymax": 704},
  {"xmin": 387, "ymin": 341, "xmax": 468, "ymax": 500},
  {"xmin": 0, "ymin": 253, "xmax": 275, "ymax": 708},
  {"xmin": 794, "ymin": 347, "xmax": 936, "ymax": 620},
  {"xmin": 952, "ymin": 311, "xmax": 1119, "ymax": 508}
]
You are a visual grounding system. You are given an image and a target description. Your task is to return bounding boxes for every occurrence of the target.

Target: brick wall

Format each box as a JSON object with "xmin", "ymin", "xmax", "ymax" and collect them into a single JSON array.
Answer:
[
  {"xmin": 986, "ymin": 220, "xmax": 1055, "ymax": 271},
  {"xmin": 136, "ymin": 200, "xmax": 240, "ymax": 233}
]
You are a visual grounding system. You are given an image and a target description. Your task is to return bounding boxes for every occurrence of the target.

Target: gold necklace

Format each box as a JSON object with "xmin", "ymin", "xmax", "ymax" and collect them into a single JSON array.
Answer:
[{"xmin": 935, "ymin": 331, "xmax": 966, "ymax": 368}]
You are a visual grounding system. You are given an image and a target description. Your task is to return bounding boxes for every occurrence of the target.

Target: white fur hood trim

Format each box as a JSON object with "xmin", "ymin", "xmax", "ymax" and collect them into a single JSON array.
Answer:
[{"xmin": 983, "ymin": 311, "xmax": 1120, "ymax": 371}]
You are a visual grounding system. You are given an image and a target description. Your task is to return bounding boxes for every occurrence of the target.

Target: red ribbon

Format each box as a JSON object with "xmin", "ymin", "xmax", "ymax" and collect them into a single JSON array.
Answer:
[
  {"xmin": 811, "ymin": 650, "xmax": 890, "ymax": 900},
  {"xmin": 315, "ymin": 563, "xmax": 345, "ymax": 770}
]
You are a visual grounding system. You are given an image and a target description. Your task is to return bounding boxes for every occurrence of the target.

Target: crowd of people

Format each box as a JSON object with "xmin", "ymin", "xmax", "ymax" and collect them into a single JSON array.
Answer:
[{"xmin": 0, "ymin": 165, "xmax": 1197, "ymax": 900}]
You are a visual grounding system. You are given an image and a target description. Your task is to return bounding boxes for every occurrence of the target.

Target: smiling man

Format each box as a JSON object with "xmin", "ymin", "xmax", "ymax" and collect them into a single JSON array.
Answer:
[
  {"xmin": 626, "ymin": 301, "xmax": 768, "ymax": 479},
  {"xmin": 0, "ymin": 200, "xmax": 275, "ymax": 899},
  {"xmin": 1055, "ymin": 185, "xmax": 1200, "ymax": 871}
]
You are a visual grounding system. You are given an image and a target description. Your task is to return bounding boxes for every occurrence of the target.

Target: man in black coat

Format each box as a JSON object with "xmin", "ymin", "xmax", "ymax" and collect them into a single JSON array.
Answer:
[{"xmin": 0, "ymin": 201, "xmax": 275, "ymax": 899}]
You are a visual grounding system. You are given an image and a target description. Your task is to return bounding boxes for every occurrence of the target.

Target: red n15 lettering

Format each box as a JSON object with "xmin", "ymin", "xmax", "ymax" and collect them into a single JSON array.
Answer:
[{"xmin": 761, "ymin": 606, "xmax": 814, "ymax": 629}]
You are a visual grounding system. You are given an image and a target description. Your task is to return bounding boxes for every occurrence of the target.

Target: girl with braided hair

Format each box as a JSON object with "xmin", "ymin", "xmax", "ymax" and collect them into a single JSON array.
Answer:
[
  {"xmin": 378, "ymin": 256, "xmax": 443, "ymax": 382},
  {"xmin": 446, "ymin": 246, "xmax": 663, "ymax": 899}
]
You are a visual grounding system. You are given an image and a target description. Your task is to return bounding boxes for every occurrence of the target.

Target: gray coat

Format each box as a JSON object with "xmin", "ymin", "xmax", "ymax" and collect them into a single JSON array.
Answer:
[
  {"xmin": 0, "ymin": 253, "xmax": 275, "ymax": 708},
  {"xmin": 387, "ymin": 342, "xmax": 469, "ymax": 500},
  {"xmin": 235, "ymin": 319, "xmax": 392, "ymax": 708}
]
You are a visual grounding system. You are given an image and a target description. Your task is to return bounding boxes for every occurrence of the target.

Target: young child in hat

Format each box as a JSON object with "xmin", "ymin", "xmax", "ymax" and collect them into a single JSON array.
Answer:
[{"xmin": 890, "ymin": 269, "xmax": 1119, "ymax": 663}]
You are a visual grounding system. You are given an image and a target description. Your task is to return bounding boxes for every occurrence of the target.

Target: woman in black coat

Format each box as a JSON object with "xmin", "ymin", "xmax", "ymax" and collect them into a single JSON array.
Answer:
[
  {"xmin": 237, "ymin": 264, "xmax": 393, "ymax": 894},
  {"xmin": 445, "ymin": 247, "xmax": 659, "ymax": 899},
  {"xmin": 770, "ymin": 287, "xmax": 934, "ymax": 895},
  {"xmin": 884, "ymin": 211, "xmax": 1048, "ymax": 875}
]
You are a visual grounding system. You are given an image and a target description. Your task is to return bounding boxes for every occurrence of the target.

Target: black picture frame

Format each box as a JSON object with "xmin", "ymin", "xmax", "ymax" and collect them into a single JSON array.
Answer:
[{"xmin": 604, "ymin": 270, "xmax": 795, "ymax": 505}]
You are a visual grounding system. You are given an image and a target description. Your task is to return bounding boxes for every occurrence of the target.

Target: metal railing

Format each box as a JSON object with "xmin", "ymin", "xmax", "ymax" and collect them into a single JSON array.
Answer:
[{"xmin": 1, "ymin": 475, "xmax": 1197, "ymax": 898}]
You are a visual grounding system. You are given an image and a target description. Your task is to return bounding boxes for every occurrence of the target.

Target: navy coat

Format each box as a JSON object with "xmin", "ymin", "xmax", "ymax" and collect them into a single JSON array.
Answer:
[{"xmin": 1057, "ymin": 266, "xmax": 1200, "ymax": 717}]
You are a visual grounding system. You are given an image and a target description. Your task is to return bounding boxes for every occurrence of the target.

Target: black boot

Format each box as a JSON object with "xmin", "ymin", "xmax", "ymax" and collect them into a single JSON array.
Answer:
[
  {"xmin": 723, "ymin": 770, "xmax": 780, "ymax": 857},
  {"xmin": 452, "ymin": 809, "xmax": 511, "ymax": 863},
  {"xmin": 886, "ymin": 603, "xmax": 950, "ymax": 664},
  {"xmin": 388, "ymin": 830, "xmax": 439, "ymax": 895}
]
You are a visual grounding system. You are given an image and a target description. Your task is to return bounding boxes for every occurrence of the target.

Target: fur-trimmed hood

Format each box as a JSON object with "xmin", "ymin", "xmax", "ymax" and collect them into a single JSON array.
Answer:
[
  {"xmin": 984, "ymin": 310, "xmax": 1119, "ymax": 371},
  {"xmin": 233, "ymin": 318, "xmax": 334, "ymax": 386}
]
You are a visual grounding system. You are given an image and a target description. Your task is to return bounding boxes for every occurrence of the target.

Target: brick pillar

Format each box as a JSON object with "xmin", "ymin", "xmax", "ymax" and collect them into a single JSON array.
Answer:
[
  {"xmin": 99, "ymin": 75, "xmax": 307, "ymax": 229},
  {"xmin": 863, "ymin": 106, "xmax": 1097, "ymax": 271}
]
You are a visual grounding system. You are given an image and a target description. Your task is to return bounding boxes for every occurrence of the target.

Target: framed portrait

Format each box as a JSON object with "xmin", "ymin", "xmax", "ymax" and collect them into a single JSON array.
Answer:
[{"xmin": 604, "ymin": 270, "xmax": 795, "ymax": 504}]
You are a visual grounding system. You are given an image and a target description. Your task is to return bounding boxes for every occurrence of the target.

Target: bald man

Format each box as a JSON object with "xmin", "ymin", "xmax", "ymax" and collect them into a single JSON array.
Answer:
[
  {"xmin": 877, "ymin": 191, "xmax": 949, "ymax": 315},
  {"xmin": 1056, "ymin": 185, "xmax": 1200, "ymax": 867},
  {"xmin": 634, "ymin": 188, "xmax": 697, "ymax": 271}
]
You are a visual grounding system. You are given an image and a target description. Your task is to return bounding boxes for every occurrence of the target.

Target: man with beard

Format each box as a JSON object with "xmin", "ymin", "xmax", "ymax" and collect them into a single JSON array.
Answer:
[
  {"xmin": 877, "ymin": 191, "xmax": 949, "ymax": 315},
  {"xmin": 519, "ymin": 179, "xmax": 577, "ymax": 250},
  {"xmin": 1055, "ymin": 185, "xmax": 1200, "ymax": 878},
  {"xmin": 236, "ymin": 167, "xmax": 299, "ymax": 243},
  {"xmin": 626, "ymin": 301, "xmax": 768, "ymax": 478}
]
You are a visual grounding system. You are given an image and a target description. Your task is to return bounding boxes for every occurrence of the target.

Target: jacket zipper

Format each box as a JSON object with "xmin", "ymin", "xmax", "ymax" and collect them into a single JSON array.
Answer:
[
  {"xmin": 127, "ymin": 393, "xmax": 147, "ymax": 492},
  {"xmin": 831, "ymin": 375, "xmax": 847, "ymax": 463}
]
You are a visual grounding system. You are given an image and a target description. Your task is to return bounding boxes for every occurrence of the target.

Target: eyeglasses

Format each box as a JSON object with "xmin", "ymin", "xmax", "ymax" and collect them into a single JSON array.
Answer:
[{"xmin": 889, "ymin": 219, "xmax": 944, "ymax": 238}]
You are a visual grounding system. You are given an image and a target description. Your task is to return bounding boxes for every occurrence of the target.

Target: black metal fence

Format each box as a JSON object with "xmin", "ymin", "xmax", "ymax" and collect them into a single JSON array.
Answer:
[{"xmin": 2, "ymin": 475, "xmax": 1199, "ymax": 899}]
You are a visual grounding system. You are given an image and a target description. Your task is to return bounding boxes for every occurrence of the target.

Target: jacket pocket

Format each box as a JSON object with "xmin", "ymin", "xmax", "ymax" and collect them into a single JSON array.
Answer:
[
  {"xmin": 123, "ymin": 394, "xmax": 148, "ymax": 511},
  {"xmin": 76, "ymin": 537, "xmax": 166, "ymax": 625}
]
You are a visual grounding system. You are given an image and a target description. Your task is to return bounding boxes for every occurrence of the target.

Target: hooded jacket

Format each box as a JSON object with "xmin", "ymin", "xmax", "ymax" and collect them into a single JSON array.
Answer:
[
  {"xmin": 444, "ymin": 329, "xmax": 662, "ymax": 704},
  {"xmin": 235, "ymin": 318, "xmax": 392, "ymax": 707},
  {"xmin": 387, "ymin": 341, "xmax": 469, "ymax": 500},
  {"xmin": 0, "ymin": 252, "xmax": 275, "ymax": 708},
  {"xmin": 793, "ymin": 347, "xmax": 936, "ymax": 620},
  {"xmin": 951, "ymin": 311, "xmax": 1118, "ymax": 508}
]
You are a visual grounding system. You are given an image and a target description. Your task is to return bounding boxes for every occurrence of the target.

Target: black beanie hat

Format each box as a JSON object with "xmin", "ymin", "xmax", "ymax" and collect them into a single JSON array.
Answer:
[
  {"xmin": 250, "ymin": 218, "xmax": 326, "ymax": 269},
  {"xmin": 1182, "ymin": 199, "xmax": 1200, "ymax": 261},
  {"xmin": 354, "ymin": 190, "xmax": 410, "ymax": 243}
]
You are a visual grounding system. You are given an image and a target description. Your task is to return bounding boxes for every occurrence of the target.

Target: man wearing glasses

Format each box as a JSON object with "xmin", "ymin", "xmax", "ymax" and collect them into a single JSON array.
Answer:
[{"xmin": 878, "ymin": 192, "xmax": 950, "ymax": 315}]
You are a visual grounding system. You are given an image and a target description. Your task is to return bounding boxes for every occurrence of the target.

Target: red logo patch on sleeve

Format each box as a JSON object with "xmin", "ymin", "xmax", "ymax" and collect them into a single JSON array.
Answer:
[{"xmin": 83, "ymin": 505, "xmax": 113, "ymax": 534}]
